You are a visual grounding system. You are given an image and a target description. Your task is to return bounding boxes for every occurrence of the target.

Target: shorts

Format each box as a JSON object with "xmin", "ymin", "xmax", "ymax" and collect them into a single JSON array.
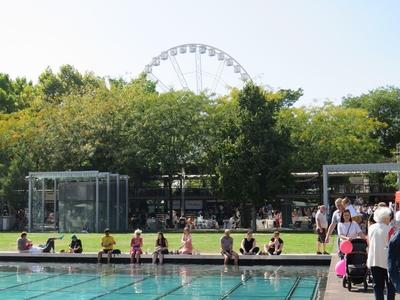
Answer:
[
  {"xmin": 102, "ymin": 249, "xmax": 112, "ymax": 254},
  {"xmin": 221, "ymin": 250, "xmax": 233, "ymax": 258},
  {"xmin": 130, "ymin": 248, "xmax": 143, "ymax": 255},
  {"xmin": 317, "ymin": 228, "xmax": 327, "ymax": 243}
]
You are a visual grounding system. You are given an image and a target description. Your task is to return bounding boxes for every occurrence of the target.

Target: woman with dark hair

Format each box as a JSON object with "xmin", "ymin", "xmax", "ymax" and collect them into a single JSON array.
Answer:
[
  {"xmin": 152, "ymin": 232, "xmax": 168, "ymax": 264},
  {"xmin": 239, "ymin": 230, "xmax": 259, "ymax": 255},
  {"xmin": 337, "ymin": 209, "xmax": 365, "ymax": 242}
]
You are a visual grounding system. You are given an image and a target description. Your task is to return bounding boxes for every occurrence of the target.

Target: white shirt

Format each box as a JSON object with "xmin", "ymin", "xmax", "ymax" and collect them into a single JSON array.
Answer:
[
  {"xmin": 331, "ymin": 210, "xmax": 341, "ymax": 225},
  {"xmin": 346, "ymin": 204, "xmax": 359, "ymax": 217},
  {"xmin": 315, "ymin": 210, "xmax": 328, "ymax": 229},
  {"xmin": 367, "ymin": 222, "xmax": 390, "ymax": 269},
  {"xmin": 337, "ymin": 221, "xmax": 362, "ymax": 240}
]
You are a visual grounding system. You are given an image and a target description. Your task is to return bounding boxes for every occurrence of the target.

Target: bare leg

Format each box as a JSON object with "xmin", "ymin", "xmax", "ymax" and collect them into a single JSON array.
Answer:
[
  {"xmin": 233, "ymin": 251, "xmax": 239, "ymax": 265},
  {"xmin": 136, "ymin": 253, "xmax": 140, "ymax": 264},
  {"xmin": 97, "ymin": 251, "xmax": 103, "ymax": 263},
  {"xmin": 223, "ymin": 254, "xmax": 229, "ymax": 265},
  {"xmin": 159, "ymin": 253, "xmax": 164, "ymax": 264},
  {"xmin": 107, "ymin": 251, "xmax": 112, "ymax": 264},
  {"xmin": 152, "ymin": 252, "xmax": 157, "ymax": 264},
  {"xmin": 130, "ymin": 253, "xmax": 135, "ymax": 264}
]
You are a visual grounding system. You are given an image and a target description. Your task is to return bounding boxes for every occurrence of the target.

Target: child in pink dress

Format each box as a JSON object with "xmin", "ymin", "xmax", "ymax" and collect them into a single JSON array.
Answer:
[
  {"xmin": 130, "ymin": 229, "xmax": 143, "ymax": 263},
  {"xmin": 179, "ymin": 227, "xmax": 193, "ymax": 254}
]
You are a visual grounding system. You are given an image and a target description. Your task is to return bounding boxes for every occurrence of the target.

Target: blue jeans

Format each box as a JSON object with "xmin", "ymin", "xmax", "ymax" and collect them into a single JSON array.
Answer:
[{"xmin": 370, "ymin": 266, "xmax": 395, "ymax": 300}]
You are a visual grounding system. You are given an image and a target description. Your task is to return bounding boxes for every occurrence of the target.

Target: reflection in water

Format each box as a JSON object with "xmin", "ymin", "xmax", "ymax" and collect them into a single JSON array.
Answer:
[{"xmin": 0, "ymin": 262, "xmax": 328, "ymax": 299}]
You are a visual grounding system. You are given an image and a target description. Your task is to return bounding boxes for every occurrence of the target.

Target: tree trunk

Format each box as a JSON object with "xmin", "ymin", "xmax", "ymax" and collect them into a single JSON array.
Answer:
[
  {"xmin": 168, "ymin": 175, "xmax": 173, "ymax": 228},
  {"xmin": 251, "ymin": 202, "xmax": 257, "ymax": 231}
]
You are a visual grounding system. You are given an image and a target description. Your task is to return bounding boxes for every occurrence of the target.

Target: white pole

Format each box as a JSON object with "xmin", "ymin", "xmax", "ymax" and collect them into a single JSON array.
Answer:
[{"xmin": 322, "ymin": 166, "xmax": 329, "ymax": 214}]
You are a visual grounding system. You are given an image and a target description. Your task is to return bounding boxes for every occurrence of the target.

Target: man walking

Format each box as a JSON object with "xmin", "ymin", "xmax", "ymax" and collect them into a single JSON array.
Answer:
[
  {"xmin": 325, "ymin": 198, "xmax": 344, "ymax": 244},
  {"xmin": 315, "ymin": 205, "xmax": 329, "ymax": 255}
]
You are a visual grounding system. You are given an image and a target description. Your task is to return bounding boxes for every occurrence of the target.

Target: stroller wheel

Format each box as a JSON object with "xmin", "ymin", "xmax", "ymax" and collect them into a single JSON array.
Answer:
[
  {"xmin": 342, "ymin": 276, "xmax": 347, "ymax": 288},
  {"xmin": 347, "ymin": 281, "xmax": 352, "ymax": 292}
]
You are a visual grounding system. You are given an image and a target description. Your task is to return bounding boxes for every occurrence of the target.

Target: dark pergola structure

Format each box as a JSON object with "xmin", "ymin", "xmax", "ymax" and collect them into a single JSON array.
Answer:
[{"xmin": 322, "ymin": 163, "xmax": 400, "ymax": 212}]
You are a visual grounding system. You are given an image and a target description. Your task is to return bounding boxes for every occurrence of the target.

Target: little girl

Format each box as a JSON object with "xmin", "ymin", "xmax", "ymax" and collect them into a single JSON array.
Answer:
[{"xmin": 130, "ymin": 229, "xmax": 143, "ymax": 263}]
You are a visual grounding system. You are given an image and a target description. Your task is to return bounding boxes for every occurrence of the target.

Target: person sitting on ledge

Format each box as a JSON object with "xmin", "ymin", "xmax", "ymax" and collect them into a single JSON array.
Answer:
[
  {"xmin": 239, "ymin": 230, "xmax": 259, "ymax": 255},
  {"xmin": 130, "ymin": 229, "xmax": 143, "ymax": 264},
  {"xmin": 178, "ymin": 227, "xmax": 193, "ymax": 254},
  {"xmin": 152, "ymin": 232, "xmax": 169, "ymax": 264},
  {"xmin": 264, "ymin": 231, "xmax": 284, "ymax": 255},
  {"xmin": 17, "ymin": 232, "xmax": 63, "ymax": 253},
  {"xmin": 221, "ymin": 229, "xmax": 239, "ymax": 265},
  {"xmin": 97, "ymin": 228, "xmax": 116, "ymax": 264},
  {"xmin": 69, "ymin": 234, "xmax": 83, "ymax": 253}
]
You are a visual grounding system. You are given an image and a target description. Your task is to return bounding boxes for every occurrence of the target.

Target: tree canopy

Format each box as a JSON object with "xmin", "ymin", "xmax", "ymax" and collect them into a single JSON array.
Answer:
[
  {"xmin": 342, "ymin": 86, "xmax": 400, "ymax": 158},
  {"xmin": 0, "ymin": 65, "xmax": 394, "ymax": 212}
]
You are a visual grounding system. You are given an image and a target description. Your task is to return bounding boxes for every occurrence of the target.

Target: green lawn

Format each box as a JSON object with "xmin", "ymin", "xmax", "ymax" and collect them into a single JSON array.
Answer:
[{"xmin": 1, "ymin": 232, "xmax": 335, "ymax": 254}]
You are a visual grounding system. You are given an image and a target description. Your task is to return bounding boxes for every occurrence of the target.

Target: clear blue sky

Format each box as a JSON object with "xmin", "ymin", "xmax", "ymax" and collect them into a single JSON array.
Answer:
[{"xmin": 0, "ymin": 0, "xmax": 399, "ymax": 106}]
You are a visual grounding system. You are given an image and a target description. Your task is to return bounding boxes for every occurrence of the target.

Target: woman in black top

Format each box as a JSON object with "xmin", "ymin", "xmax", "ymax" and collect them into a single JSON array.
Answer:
[
  {"xmin": 240, "ymin": 230, "xmax": 259, "ymax": 255},
  {"xmin": 152, "ymin": 232, "xmax": 169, "ymax": 264},
  {"xmin": 69, "ymin": 235, "xmax": 83, "ymax": 253}
]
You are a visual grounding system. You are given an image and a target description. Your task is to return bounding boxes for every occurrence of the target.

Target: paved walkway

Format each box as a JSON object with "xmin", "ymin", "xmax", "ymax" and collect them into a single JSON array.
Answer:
[{"xmin": 324, "ymin": 254, "xmax": 374, "ymax": 300}]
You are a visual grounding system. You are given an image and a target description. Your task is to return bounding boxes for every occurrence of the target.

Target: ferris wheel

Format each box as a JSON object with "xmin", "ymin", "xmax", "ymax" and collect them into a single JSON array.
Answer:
[{"xmin": 143, "ymin": 43, "xmax": 251, "ymax": 96}]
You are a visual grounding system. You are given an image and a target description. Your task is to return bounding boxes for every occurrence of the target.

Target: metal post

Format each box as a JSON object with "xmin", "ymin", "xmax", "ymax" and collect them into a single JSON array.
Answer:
[
  {"xmin": 106, "ymin": 174, "xmax": 110, "ymax": 228},
  {"xmin": 125, "ymin": 177, "xmax": 129, "ymax": 231},
  {"xmin": 95, "ymin": 176, "xmax": 99, "ymax": 232},
  {"xmin": 116, "ymin": 175, "xmax": 120, "ymax": 231},
  {"xmin": 181, "ymin": 167, "xmax": 185, "ymax": 217},
  {"xmin": 322, "ymin": 166, "xmax": 329, "ymax": 214},
  {"xmin": 53, "ymin": 179, "xmax": 57, "ymax": 232},
  {"xmin": 41, "ymin": 178, "xmax": 45, "ymax": 232},
  {"xmin": 28, "ymin": 175, "xmax": 32, "ymax": 232}
]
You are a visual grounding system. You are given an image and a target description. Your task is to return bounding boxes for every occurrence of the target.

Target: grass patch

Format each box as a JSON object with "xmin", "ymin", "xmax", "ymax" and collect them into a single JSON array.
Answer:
[{"xmin": 1, "ymin": 232, "xmax": 335, "ymax": 254}]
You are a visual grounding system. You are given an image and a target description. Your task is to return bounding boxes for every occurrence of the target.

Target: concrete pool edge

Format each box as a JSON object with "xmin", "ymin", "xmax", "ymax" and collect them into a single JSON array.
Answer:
[{"xmin": 0, "ymin": 252, "xmax": 331, "ymax": 266}]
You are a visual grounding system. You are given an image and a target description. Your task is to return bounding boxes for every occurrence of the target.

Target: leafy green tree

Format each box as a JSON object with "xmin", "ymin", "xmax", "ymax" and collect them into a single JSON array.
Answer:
[
  {"xmin": 213, "ymin": 83, "xmax": 301, "ymax": 229},
  {"xmin": 0, "ymin": 74, "xmax": 35, "ymax": 113},
  {"xmin": 342, "ymin": 86, "xmax": 400, "ymax": 157},
  {"xmin": 38, "ymin": 65, "xmax": 104, "ymax": 104},
  {"xmin": 278, "ymin": 103, "xmax": 385, "ymax": 172},
  {"xmin": 128, "ymin": 90, "xmax": 211, "ymax": 220}
]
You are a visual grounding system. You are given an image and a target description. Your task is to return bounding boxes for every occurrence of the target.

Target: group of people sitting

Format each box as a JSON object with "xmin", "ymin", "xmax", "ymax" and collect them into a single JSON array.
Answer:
[
  {"xmin": 16, "ymin": 226, "xmax": 284, "ymax": 266},
  {"xmin": 96, "ymin": 227, "xmax": 284, "ymax": 265},
  {"xmin": 220, "ymin": 229, "xmax": 283, "ymax": 265},
  {"xmin": 17, "ymin": 232, "xmax": 82, "ymax": 253}
]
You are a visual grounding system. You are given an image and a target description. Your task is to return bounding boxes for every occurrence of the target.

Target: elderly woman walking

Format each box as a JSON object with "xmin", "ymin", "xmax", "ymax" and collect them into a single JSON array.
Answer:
[{"xmin": 367, "ymin": 206, "xmax": 395, "ymax": 300}]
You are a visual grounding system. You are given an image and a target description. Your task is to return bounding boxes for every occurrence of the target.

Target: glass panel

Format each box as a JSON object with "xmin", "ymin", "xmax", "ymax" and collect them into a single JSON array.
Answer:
[
  {"xmin": 58, "ymin": 181, "xmax": 95, "ymax": 233},
  {"xmin": 31, "ymin": 179, "xmax": 44, "ymax": 231}
]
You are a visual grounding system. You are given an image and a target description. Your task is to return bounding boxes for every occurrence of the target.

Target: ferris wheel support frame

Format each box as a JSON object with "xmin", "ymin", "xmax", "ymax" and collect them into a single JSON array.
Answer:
[{"xmin": 144, "ymin": 43, "xmax": 251, "ymax": 94}]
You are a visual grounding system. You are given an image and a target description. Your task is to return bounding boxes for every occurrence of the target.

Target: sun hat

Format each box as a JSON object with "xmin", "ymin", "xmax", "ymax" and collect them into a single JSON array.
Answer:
[{"xmin": 134, "ymin": 229, "xmax": 142, "ymax": 235}]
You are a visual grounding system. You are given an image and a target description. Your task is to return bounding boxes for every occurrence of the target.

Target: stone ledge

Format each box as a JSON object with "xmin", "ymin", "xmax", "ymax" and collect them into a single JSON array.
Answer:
[{"xmin": 0, "ymin": 252, "xmax": 331, "ymax": 266}]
